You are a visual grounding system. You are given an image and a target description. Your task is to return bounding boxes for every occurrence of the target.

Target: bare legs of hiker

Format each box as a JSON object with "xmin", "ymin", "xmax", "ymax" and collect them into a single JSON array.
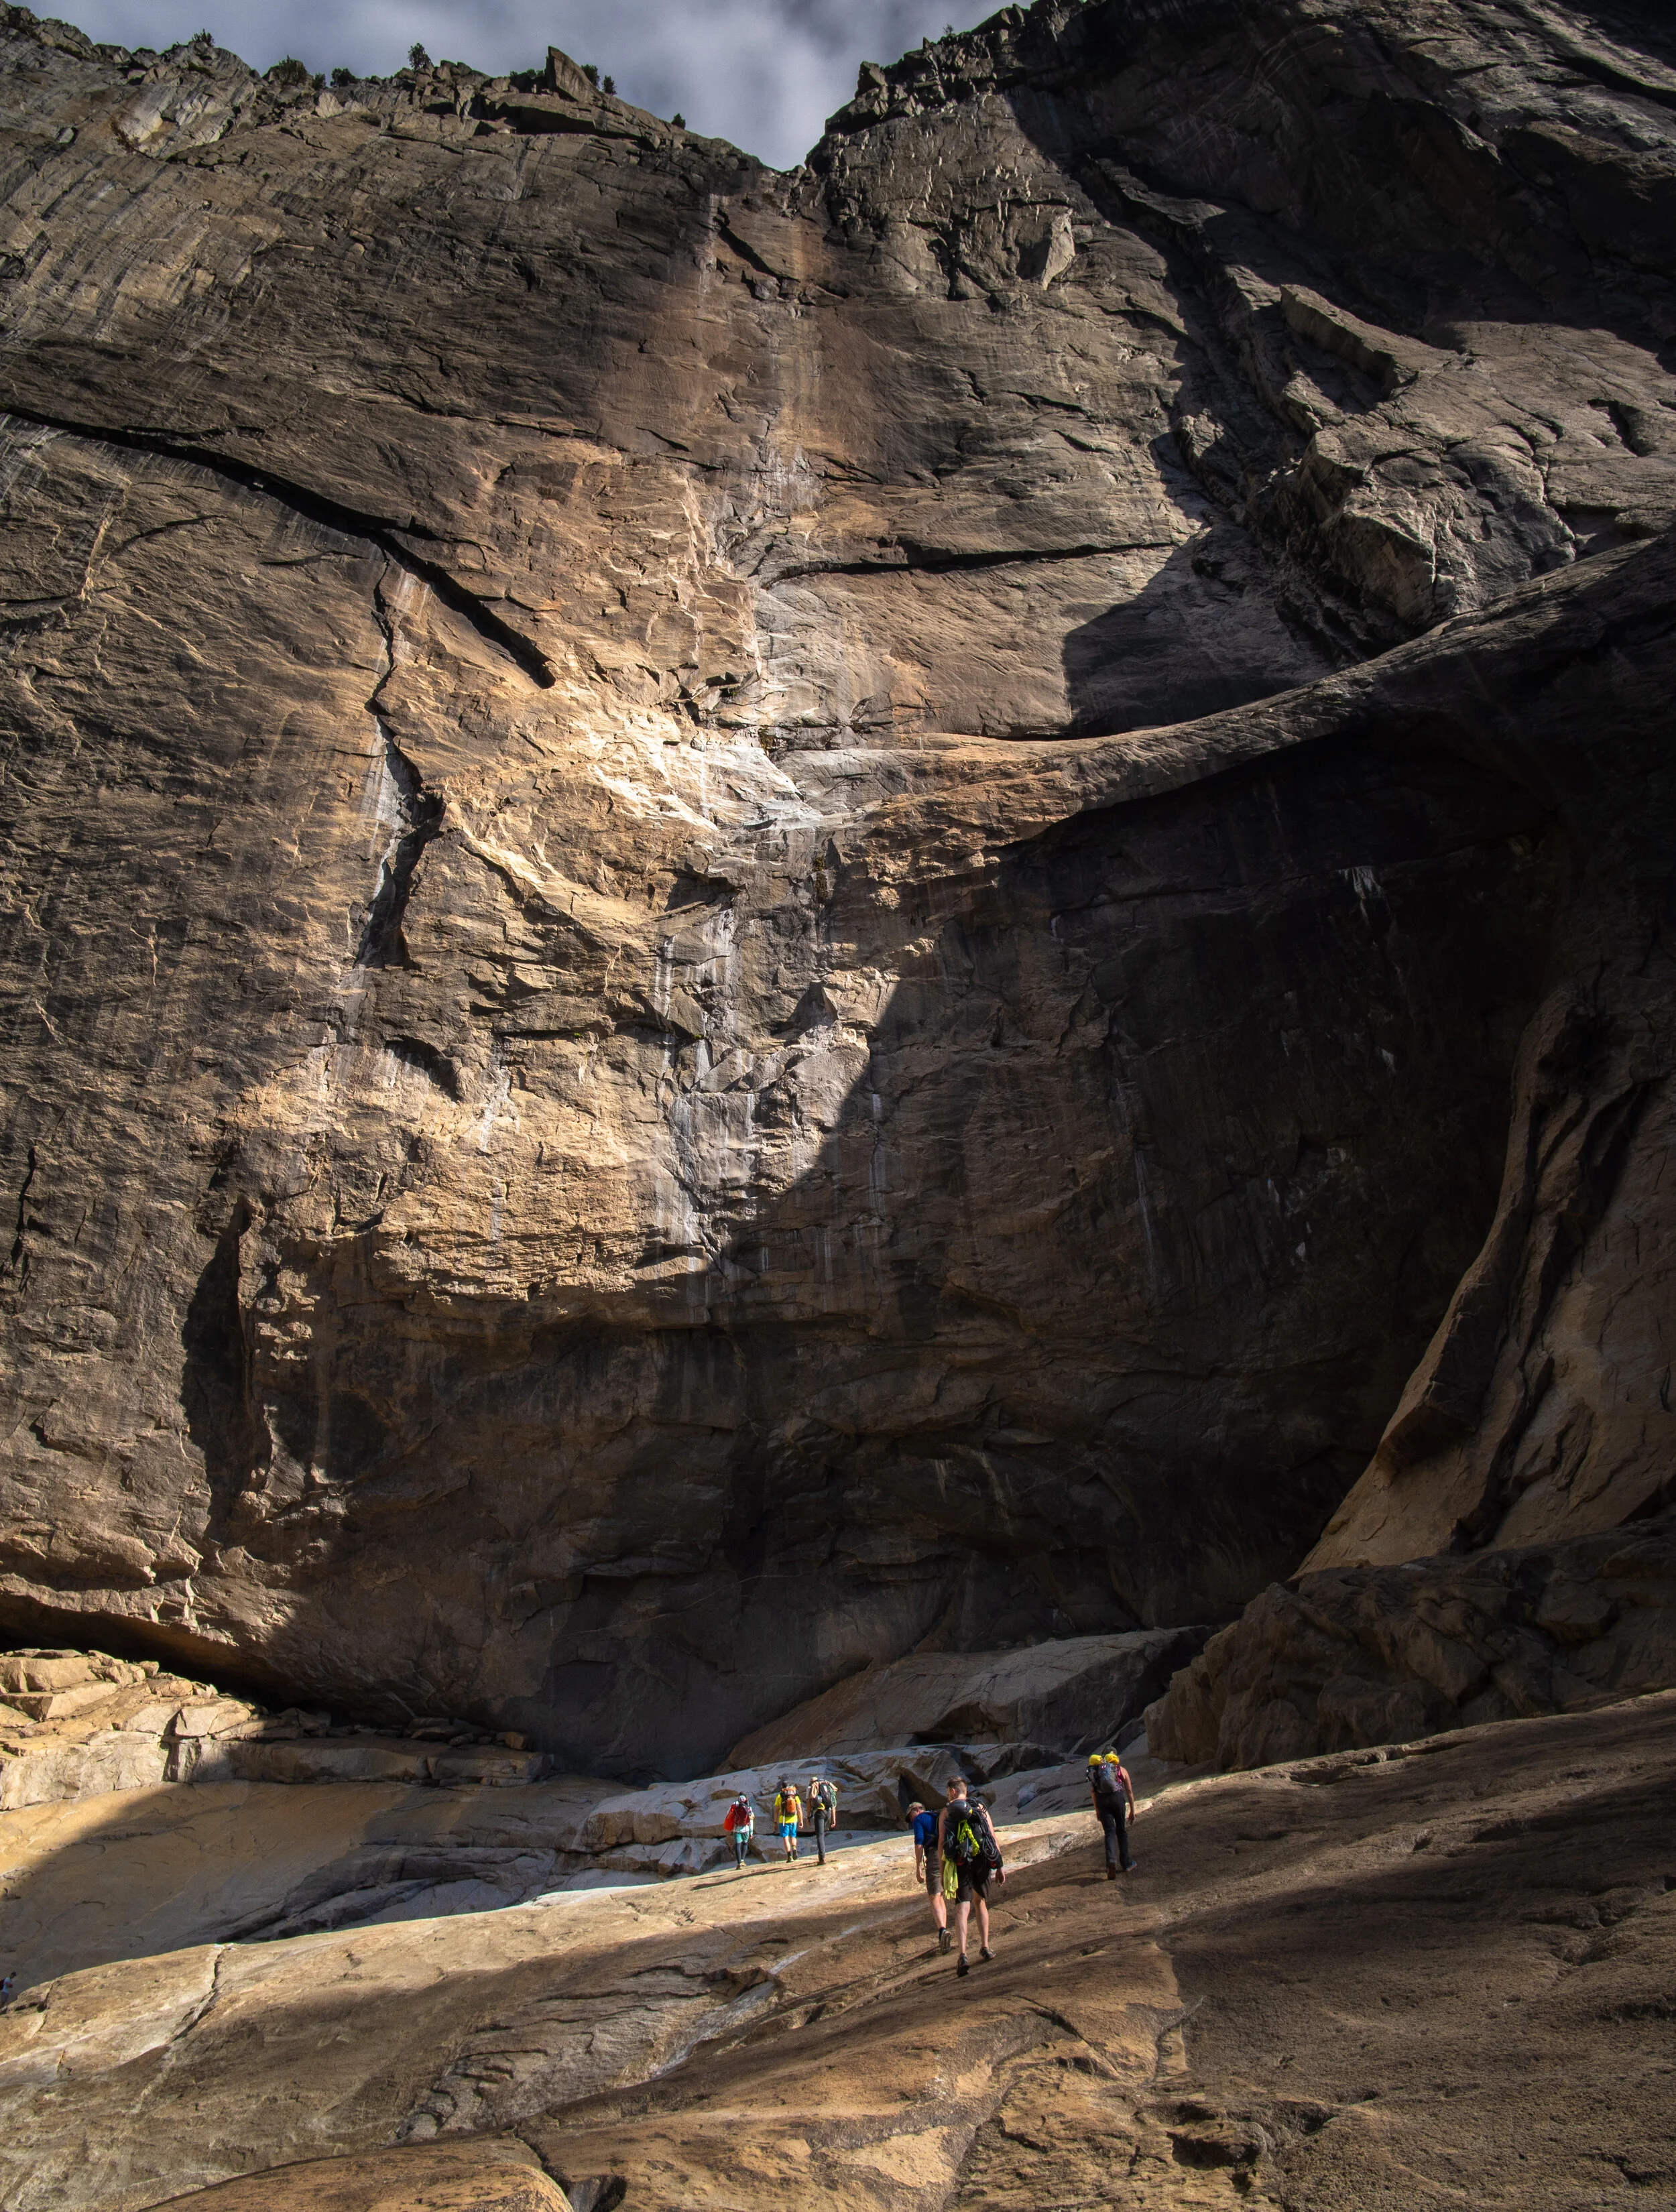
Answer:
[{"xmin": 954, "ymin": 1883, "xmax": 993, "ymax": 1975}]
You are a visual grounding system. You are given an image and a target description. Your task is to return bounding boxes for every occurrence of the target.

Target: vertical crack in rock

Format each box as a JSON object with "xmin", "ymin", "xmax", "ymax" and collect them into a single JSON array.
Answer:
[
  {"xmin": 181, "ymin": 1197, "xmax": 265, "ymax": 1539},
  {"xmin": 355, "ymin": 720, "xmax": 444, "ymax": 975},
  {"xmin": 4, "ymin": 1144, "xmax": 36, "ymax": 1292}
]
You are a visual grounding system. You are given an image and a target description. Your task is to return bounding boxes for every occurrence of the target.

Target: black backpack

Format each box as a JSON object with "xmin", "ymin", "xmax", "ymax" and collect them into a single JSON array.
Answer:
[
  {"xmin": 942, "ymin": 1798, "xmax": 994, "ymax": 1867},
  {"xmin": 1092, "ymin": 1761, "xmax": 1128, "ymax": 1808}
]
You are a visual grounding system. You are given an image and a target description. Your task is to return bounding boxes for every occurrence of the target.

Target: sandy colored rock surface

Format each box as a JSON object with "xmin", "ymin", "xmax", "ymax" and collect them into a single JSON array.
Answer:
[
  {"xmin": 0, "ymin": 0, "xmax": 1673, "ymax": 1770},
  {"xmin": 0, "ymin": 1648, "xmax": 278, "ymax": 1809},
  {"xmin": 0, "ymin": 1745, "xmax": 1073, "ymax": 1995},
  {"xmin": 0, "ymin": 1772, "xmax": 634, "ymax": 1989},
  {"xmin": 728, "ymin": 1627, "xmax": 1207, "ymax": 1765},
  {"xmin": 0, "ymin": 1646, "xmax": 557, "ymax": 1809},
  {"xmin": 0, "ymin": 1692, "xmax": 1667, "ymax": 2210},
  {"xmin": 154, "ymin": 2143, "xmax": 572, "ymax": 2212}
]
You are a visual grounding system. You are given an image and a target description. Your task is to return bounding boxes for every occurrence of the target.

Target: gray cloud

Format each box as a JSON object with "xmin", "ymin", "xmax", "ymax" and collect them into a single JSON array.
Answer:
[{"xmin": 55, "ymin": 0, "xmax": 974, "ymax": 167}]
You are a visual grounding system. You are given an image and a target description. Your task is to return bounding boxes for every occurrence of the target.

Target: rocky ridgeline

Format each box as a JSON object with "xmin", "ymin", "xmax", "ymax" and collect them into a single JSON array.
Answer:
[{"xmin": 0, "ymin": 9, "xmax": 704, "ymax": 166}]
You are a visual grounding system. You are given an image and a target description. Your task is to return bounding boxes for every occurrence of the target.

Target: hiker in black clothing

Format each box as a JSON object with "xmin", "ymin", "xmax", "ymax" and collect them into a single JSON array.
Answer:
[
  {"xmin": 1089, "ymin": 1749, "xmax": 1138, "ymax": 1877},
  {"xmin": 938, "ymin": 1775, "xmax": 1004, "ymax": 1977},
  {"xmin": 807, "ymin": 1772, "xmax": 837, "ymax": 1865}
]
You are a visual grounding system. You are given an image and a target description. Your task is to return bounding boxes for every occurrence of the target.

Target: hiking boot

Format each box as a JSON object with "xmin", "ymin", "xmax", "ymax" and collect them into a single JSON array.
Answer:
[
  {"xmin": 957, "ymin": 1954, "xmax": 969, "ymax": 1977},
  {"xmin": 979, "ymin": 1946, "xmax": 993, "ymax": 1961},
  {"xmin": 1125, "ymin": 1860, "xmax": 1138, "ymax": 1873},
  {"xmin": 1105, "ymin": 1863, "xmax": 1116, "ymax": 1881},
  {"xmin": 939, "ymin": 1928, "xmax": 951, "ymax": 1953}
]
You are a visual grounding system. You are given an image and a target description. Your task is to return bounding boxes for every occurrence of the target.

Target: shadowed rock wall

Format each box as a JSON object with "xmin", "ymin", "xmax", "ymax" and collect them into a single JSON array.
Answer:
[
  {"xmin": 1, "ymin": 0, "xmax": 1673, "ymax": 1774},
  {"xmin": 1147, "ymin": 1514, "xmax": 1676, "ymax": 1768}
]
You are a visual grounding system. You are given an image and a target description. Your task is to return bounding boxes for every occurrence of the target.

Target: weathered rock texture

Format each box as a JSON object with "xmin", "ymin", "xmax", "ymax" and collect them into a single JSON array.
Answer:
[
  {"xmin": 1146, "ymin": 1511, "xmax": 1676, "ymax": 1768},
  {"xmin": 2, "ymin": 0, "xmax": 1675, "ymax": 1773},
  {"xmin": 0, "ymin": 1692, "xmax": 1670, "ymax": 2211},
  {"xmin": 154, "ymin": 2143, "xmax": 573, "ymax": 2212},
  {"xmin": 0, "ymin": 1646, "xmax": 552, "ymax": 1806},
  {"xmin": 727, "ymin": 1625, "xmax": 1206, "ymax": 1764},
  {"xmin": 0, "ymin": 1646, "xmax": 286, "ymax": 1808}
]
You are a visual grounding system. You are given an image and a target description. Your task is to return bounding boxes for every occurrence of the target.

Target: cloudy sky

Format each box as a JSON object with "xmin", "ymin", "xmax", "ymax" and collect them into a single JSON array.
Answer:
[{"xmin": 56, "ymin": 0, "xmax": 979, "ymax": 167}]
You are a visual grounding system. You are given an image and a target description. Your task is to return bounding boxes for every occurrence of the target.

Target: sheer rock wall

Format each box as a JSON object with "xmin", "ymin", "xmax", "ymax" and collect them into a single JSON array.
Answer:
[{"xmin": 1, "ymin": 0, "xmax": 1673, "ymax": 1775}]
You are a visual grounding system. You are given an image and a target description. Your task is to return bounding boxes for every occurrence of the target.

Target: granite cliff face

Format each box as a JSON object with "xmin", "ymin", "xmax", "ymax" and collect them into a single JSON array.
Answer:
[{"xmin": 1, "ymin": 0, "xmax": 1673, "ymax": 1776}]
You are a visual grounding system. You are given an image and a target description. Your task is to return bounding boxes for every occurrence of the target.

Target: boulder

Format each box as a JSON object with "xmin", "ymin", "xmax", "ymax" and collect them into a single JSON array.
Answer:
[
  {"xmin": 1146, "ymin": 1516, "xmax": 1676, "ymax": 1769},
  {"xmin": 0, "ymin": 1650, "xmax": 272, "ymax": 1808},
  {"xmin": 727, "ymin": 1631, "xmax": 1209, "ymax": 1767},
  {"xmin": 0, "ymin": 1649, "xmax": 549, "ymax": 1807}
]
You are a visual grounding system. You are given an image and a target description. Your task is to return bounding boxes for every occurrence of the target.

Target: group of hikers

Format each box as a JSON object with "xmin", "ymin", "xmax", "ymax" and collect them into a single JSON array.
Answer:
[
  {"xmin": 719, "ymin": 1745, "xmax": 1138, "ymax": 1975},
  {"xmin": 908, "ymin": 1747, "xmax": 1137, "ymax": 1973},
  {"xmin": 723, "ymin": 1774, "xmax": 841, "ymax": 1867}
]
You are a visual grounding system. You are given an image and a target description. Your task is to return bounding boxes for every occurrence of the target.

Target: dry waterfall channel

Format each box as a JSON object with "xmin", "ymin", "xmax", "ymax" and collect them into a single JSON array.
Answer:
[{"xmin": 1, "ymin": 0, "xmax": 1675, "ymax": 2204}]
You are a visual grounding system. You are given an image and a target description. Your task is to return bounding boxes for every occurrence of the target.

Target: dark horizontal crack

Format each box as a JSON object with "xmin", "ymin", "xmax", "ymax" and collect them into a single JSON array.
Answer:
[
  {"xmin": 0, "ymin": 403, "xmax": 555, "ymax": 687},
  {"xmin": 714, "ymin": 219, "xmax": 784, "ymax": 281},
  {"xmin": 770, "ymin": 540, "xmax": 1169, "ymax": 581}
]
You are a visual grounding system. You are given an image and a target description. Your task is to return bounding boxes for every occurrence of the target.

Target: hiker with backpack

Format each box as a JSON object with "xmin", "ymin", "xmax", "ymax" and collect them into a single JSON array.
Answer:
[
  {"xmin": 772, "ymin": 1778, "xmax": 802, "ymax": 1862},
  {"xmin": 1088, "ymin": 1748, "xmax": 1138, "ymax": 1878},
  {"xmin": 806, "ymin": 1772, "xmax": 838, "ymax": 1865},
  {"xmin": 908, "ymin": 1798, "xmax": 951, "ymax": 1953},
  {"xmin": 938, "ymin": 1776, "xmax": 1003, "ymax": 1977},
  {"xmin": 723, "ymin": 1790, "xmax": 756, "ymax": 1870}
]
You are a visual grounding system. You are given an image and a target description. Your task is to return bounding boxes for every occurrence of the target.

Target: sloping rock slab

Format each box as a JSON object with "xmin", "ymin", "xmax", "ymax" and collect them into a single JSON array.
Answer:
[
  {"xmin": 1146, "ymin": 1516, "xmax": 1676, "ymax": 1769},
  {"xmin": 153, "ymin": 2140, "xmax": 571, "ymax": 2210},
  {"xmin": 728, "ymin": 1630, "xmax": 1208, "ymax": 1767}
]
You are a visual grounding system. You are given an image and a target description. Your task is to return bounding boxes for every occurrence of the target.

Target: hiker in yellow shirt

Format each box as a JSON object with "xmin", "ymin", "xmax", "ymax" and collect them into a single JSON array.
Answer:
[{"xmin": 772, "ymin": 1779, "xmax": 803, "ymax": 1861}]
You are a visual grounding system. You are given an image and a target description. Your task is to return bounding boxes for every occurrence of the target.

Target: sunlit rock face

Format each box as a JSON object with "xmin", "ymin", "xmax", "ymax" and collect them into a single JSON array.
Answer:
[{"xmin": 0, "ymin": 1, "xmax": 1673, "ymax": 1776}]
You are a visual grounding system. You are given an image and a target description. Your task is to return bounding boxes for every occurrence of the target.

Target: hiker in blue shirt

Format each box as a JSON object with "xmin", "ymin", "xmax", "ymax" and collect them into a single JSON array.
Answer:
[{"xmin": 909, "ymin": 1798, "xmax": 951, "ymax": 1955}]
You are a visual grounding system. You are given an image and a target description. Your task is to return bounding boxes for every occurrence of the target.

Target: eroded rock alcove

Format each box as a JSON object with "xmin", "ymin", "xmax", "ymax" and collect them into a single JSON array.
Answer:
[{"xmin": 1, "ymin": 0, "xmax": 1673, "ymax": 1778}]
